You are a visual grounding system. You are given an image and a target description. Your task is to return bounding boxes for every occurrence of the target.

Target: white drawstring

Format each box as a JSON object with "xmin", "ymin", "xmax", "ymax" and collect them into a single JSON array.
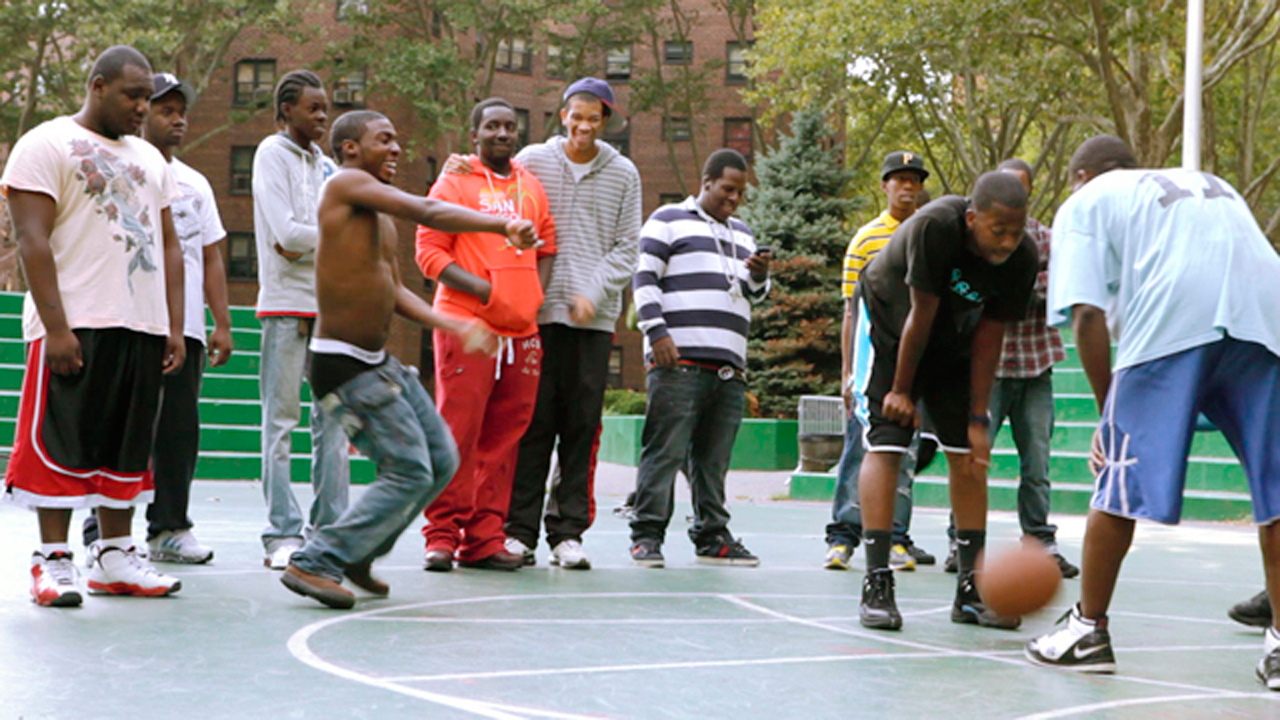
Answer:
[{"xmin": 494, "ymin": 336, "xmax": 515, "ymax": 380}]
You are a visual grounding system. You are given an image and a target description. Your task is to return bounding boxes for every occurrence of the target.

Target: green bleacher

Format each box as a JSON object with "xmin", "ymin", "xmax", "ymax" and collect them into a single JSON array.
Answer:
[
  {"xmin": 787, "ymin": 325, "xmax": 1254, "ymax": 522},
  {"xmin": 0, "ymin": 291, "xmax": 375, "ymax": 484}
]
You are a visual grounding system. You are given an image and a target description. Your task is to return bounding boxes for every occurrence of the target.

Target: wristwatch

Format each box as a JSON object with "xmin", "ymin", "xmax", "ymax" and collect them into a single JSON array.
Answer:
[{"xmin": 969, "ymin": 413, "xmax": 991, "ymax": 427}]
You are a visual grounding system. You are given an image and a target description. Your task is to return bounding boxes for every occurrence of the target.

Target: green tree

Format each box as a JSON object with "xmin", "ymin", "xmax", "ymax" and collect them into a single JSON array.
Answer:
[
  {"xmin": 738, "ymin": 108, "xmax": 862, "ymax": 418},
  {"xmin": 749, "ymin": 0, "xmax": 1280, "ymax": 244}
]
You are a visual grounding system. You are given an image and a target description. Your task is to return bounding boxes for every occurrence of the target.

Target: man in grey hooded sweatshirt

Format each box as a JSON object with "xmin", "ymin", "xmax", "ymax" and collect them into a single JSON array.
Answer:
[
  {"xmin": 252, "ymin": 70, "xmax": 350, "ymax": 570},
  {"xmin": 501, "ymin": 78, "xmax": 642, "ymax": 570}
]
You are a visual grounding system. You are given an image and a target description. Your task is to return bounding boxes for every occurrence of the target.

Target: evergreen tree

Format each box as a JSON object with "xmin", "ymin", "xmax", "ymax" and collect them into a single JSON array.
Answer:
[{"xmin": 739, "ymin": 109, "xmax": 862, "ymax": 418}]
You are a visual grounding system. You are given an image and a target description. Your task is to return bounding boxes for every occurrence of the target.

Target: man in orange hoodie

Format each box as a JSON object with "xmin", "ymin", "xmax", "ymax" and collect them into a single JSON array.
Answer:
[{"xmin": 415, "ymin": 98, "xmax": 557, "ymax": 571}]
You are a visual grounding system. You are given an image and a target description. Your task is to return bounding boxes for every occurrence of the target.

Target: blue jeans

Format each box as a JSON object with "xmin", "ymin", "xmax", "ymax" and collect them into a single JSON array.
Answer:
[
  {"xmin": 630, "ymin": 365, "xmax": 745, "ymax": 546},
  {"xmin": 947, "ymin": 370, "xmax": 1058, "ymax": 545},
  {"xmin": 259, "ymin": 317, "xmax": 350, "ymax": 550},
  {"xmin": 291, "ymin": 357, "xmax": 460, "ymax": 581},
  {"xmin": 825, "ymin": 410, "xmax": 917, "ymax": 546}
]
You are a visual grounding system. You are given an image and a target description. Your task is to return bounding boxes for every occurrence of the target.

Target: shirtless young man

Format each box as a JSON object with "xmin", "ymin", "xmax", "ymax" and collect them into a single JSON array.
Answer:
[{"xmin": 280, "ymin": 110, "xmax": 536, "ymax": 609}]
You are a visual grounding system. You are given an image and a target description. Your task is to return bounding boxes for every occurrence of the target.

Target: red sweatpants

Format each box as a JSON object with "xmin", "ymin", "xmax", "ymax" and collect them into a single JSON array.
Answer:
[{"xmin": 423, "ymin": 331, "xmax": 541, "ymax": 562}]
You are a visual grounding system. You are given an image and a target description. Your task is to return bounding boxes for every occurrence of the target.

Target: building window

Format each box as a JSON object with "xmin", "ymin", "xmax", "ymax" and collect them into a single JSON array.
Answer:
[
  {"xmin": 664, "ymin": 40, "xmax": 693, "ymax": 65},
  {"xmin": 724, "ymin": 118, "xmax": 754, "ymax": 161},
  {"xmin": 663, "ymin": 117, "xmax": 693, "ymax": 142},
  {"xmin": 226, "ymin": 232, "xmax": 257, "ymax": 280},
  {"xmin": 726, "ymin": 41, "xmax": 751, "ymax": 85},
  {"xmin": 547, "ymin": 42, "xmax": 566, "ymax": 79},
  {"xmin": 336, "ymin": 0, "xmax": 367, "ymax": 20},
  {"xmin": 603, "ymin": 125, "xmax": 630, "ymax": 158},
  {"xmin": 230, "ymin": 146, "xmax": 255, "ymax": 195},
  {"xmin": 332, "ymin": 66, "xmax": 367, "ymax": 107},
  {"xmin": 606, "ymin": 46, "xmax": 632, "ymax": 81},
  {"xmin": 658, "ymin": 193, "xmax": 685, "ymax": 206},
  {"xmin": 233, "ymin": 59, "xmax": 275, "ymax": 107},
  {"xmin": 515, "ymin": 108, "xmax": 530, "ymax": 149},
  {"xmin": 495, "ymin": 37, "xmax": 533, "ymax": 74}
]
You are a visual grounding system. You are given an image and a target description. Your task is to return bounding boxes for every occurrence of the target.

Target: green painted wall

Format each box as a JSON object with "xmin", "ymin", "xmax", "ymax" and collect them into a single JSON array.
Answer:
[{"xmin": 599, "ymin": 416, "xmax": 800, "ymax": 471}]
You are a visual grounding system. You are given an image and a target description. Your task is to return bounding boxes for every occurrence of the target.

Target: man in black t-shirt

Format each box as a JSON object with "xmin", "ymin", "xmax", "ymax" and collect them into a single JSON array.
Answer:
[{"xmin": 849, "ymin": 171, "xmax": 1037, "ymax": 631}]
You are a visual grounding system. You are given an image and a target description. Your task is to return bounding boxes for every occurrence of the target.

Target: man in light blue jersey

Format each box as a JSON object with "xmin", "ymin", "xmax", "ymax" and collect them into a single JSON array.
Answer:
[{"xmin": 1024, "ymin": 136, "xmax": 1280, "ymax": 690}]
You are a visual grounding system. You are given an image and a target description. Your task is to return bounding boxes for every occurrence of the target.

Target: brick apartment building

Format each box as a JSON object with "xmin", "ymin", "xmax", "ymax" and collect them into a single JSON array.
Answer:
[{"xmin": 180, "ymin": 0, "xmax": 759, "ymax": 391}]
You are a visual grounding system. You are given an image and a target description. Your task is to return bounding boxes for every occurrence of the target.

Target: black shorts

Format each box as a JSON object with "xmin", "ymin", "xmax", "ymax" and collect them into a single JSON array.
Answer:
[
  {"xmin": 6, "ymin": 328, "xmax": 165, "ymax": 508},
  {"xmin": 849, "ymin": 291, "xmax": 972, "ymax": 453}
]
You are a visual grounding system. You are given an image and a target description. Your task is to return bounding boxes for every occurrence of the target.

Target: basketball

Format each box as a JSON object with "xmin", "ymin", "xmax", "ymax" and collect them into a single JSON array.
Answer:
[{"xmin": 977, "ymin": 544, "xmax": 1062, "ymax": 617}]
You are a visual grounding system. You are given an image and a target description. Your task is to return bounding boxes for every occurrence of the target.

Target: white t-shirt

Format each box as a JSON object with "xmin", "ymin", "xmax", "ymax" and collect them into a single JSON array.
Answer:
[
  {"xmin": 170, "ymin": 158, "xmax": 226, "ymax": 343},
  {"xmin": 1048, "ymin": 168, "xmax": 1280, "ymax": 370},
  {"xmin": 567, "ymin": 157, "xmax": 594, "ymax": 182},
  {"xmin": 1, "ymin": 116, "xmax": 179, "ymax": 342}
]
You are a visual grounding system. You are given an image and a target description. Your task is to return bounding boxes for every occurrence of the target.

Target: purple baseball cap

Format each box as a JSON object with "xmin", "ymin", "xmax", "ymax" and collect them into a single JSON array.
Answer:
[{"xmin": 562, "ymin": 77, "xmax": 628, "ymax": 134}]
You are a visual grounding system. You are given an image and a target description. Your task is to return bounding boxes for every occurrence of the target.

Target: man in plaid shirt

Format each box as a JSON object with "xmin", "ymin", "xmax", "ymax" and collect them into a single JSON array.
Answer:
[{"xmin": 945, "ymin": 159, "xmax": 1078, "ymax": 578}]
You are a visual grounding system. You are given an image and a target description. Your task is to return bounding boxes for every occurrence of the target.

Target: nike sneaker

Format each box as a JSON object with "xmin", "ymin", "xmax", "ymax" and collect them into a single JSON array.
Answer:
[{"xmin": 1025, "ymin": 604, "xmax": 1116, "ymax": 673}]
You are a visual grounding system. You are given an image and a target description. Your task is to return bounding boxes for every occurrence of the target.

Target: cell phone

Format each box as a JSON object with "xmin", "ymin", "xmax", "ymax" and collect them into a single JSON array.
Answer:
[{"xmin": 755, "ymin": 245, "xmax": 774, "ymax": 256}]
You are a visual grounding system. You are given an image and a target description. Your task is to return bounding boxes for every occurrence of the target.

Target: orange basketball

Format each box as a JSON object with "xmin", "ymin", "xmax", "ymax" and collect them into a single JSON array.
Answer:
[{"xmin": 976, "ymin": 545, "xmax": 1062, "ymax": 617}]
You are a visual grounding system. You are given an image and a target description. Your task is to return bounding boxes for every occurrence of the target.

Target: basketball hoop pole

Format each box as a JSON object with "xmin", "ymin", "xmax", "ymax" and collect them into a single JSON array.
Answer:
[{"xmin": 1183, "ymin": 0, "xmax": 1204, "ymax": 171}]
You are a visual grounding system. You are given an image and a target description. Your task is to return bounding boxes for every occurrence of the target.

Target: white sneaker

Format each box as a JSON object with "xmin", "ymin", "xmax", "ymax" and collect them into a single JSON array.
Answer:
[
  {"xmin": 148, "ymin": 530, "xmax": 214, "ymax": 564},
  {"xmin": 88, "ymin": 546, "xmax": 181, "ymax": 596},
  {"xmin": 264, "ymin": 543, "xmax": 301, "ymax": 570},
  {"xmin": 504, "ymin": 537, "xmax": 536, "ymax": 566},
  {"xmin": 1025, "ymin": 605, "xmax": 1116, "ymax": 673},
  {"xmin": 550, "ymin": 539, "xmax": 591, "ymax": 570},
  {"xmin": 31, "ymin": 552, "xmax": 83, "ymax": 607}
]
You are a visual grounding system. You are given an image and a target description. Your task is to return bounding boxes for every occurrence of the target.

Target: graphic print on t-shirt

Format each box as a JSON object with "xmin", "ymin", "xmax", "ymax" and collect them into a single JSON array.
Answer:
[{"xmin": 70, "ymin": 138, "xmax": 157, "ymax": 292}]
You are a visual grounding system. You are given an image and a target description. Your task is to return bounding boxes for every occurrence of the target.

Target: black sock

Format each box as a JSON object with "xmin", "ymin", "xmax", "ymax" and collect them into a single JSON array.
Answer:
[
  {"xmin": 864, "ymin": 530, "xmax": 892, "ymax": 571},
  {"xmin": 956, "ymin": 529, "xmax": 985, "ymax": 576}
]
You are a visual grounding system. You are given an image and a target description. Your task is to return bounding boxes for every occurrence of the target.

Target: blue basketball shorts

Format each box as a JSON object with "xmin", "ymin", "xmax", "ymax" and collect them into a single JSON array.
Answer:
[{"xmin": 1091, "ymin": 337, "xmax": 1280, "ymax": 524}]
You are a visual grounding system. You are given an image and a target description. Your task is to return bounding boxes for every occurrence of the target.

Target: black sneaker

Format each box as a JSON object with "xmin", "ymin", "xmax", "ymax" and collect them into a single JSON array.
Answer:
[
  {"xmin": 694, "ymin": 535, "xmax": 760, "ymax": 567},
  {"xmin": 630, "ymin": 539, "xmax": 664, "ymax": 568},
  {"xmin": 1230, "ymin": 590, "xmax": 1272, "ymax": 628},
  {"xmin": 1053, "ymin": 553, "xmax": 1081, "ymax": 579},
  {"xmin": 903, "ymin": 541, "xmax": 936, "ymax": 566},
  {"xmin": 860, "ymin": 568, "xmax": 902, "ymax": 630},
  {"xmin": 944, "ymin": 542, "xmax": 958, "ymax": 573},
  {"xmin": 1258, "ymin": 645, "xmax": 1280, "ymax": 690},
  {"xmin": 1026, "ymin": 605, "xmax": 1116, "ymax": 673},
  {"xmin": 952, "ymin": 572, "xmax": 1021, "ymax": 629}
]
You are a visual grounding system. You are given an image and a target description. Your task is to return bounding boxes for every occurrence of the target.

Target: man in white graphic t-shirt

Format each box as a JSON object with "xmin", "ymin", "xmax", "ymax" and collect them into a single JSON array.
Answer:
[
  {"xmin": 139, "ymin": 72, "xmax": 234, "ymax": 564},
  {"xmin": 2, "ymin": 46, "xmax": 187, "ymax": 607}
]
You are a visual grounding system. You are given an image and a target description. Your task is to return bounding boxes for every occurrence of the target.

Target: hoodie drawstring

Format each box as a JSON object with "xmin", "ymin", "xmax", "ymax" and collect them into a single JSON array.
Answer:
[{"xmin": 494, "ymin": 336, "xmax": 515, "ymax": 381}]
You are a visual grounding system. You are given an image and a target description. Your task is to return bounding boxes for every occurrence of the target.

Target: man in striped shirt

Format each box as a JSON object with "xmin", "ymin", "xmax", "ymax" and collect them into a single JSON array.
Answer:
[
  {"xmin": 825, "ymin": 151, "xmax": 933, "ymax": 572},
  {"xmin": 628, "ymin": 149, "xmax": 771, "ymax": 568}
]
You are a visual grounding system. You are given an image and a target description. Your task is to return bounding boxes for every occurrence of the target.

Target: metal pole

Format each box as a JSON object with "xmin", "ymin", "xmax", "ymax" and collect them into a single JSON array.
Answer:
[{"xmin": 1183, "ymin": 0, "xmax": 1204, "ymax": 170}]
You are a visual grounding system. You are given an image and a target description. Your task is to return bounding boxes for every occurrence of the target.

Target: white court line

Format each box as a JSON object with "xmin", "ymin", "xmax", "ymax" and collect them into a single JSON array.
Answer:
[
  {"xmin": 383, "ymin": 650, "xmax": 951, "ymax": 683},
  {"xmin": 287, "ymin": 606, "xmax": 606, "ymax": 720},
  {"xmin": 1014, "ymin": 692, "xmax": 1269, "ymax": 720},
  {"xmin": 719, "ymin": 595, "xmax": 1279, "ymax": 701},
  {"xmin": 289, "ymin": 591, "xmax": 1280, "ymax": 718}
]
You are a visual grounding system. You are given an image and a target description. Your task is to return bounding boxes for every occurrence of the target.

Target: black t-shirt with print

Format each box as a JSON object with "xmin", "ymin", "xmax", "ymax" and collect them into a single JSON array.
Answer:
[{"xmin": 859, "ymin": 195, "xmax": 1037, "ymax": 359}]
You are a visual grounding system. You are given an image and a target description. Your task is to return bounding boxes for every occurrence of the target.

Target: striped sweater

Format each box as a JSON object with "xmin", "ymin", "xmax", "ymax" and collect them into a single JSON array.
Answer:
[
  {"xmin": 633, "ymin": 197, "xmax": 770, "ymax": 370},
  {"xmin": 515, "ymin": 137, "xmax": 642, "ymax": 332}
]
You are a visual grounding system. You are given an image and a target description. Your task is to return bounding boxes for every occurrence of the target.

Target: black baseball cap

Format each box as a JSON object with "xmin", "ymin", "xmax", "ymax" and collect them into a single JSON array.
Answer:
[
  {"xmin": 562, "ymin": 77, "xmax": 627, "ymax": 134},
  {"xmin": 151, "ymin": 73, "xmax": 196, "ymax": 105},
  {"xmin": 881, "ymin": 151, "xmax": 928, "ymax": 181}
]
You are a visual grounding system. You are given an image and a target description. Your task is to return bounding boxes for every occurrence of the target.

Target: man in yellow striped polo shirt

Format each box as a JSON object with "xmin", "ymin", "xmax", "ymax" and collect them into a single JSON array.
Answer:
[{"xmin": 825, "ymin": 151, "xmax": 933, "ymax": 571}]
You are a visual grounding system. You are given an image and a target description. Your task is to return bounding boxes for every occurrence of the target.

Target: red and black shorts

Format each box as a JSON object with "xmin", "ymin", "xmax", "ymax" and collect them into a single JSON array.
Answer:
[{"xmin": 5, "ymin": 328, "xmax": 165, "ymax": 509}]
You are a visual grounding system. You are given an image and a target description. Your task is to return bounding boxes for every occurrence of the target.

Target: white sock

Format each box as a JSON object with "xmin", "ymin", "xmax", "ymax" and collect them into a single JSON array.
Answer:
[
  {"xmin": 100, "ymin": 536, "xmax": 133, "ymax": 552},
  {"xmin": 1265, "ymin": 626, "xmax": 1280, "ymax": 654},
  {"xmin": 1073, "ymin": 604, "xmax": 1098, "ymax": 627},
  {"xmin": 40, "ymin": 543, "xmax": 71, "ymax": 557}
]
